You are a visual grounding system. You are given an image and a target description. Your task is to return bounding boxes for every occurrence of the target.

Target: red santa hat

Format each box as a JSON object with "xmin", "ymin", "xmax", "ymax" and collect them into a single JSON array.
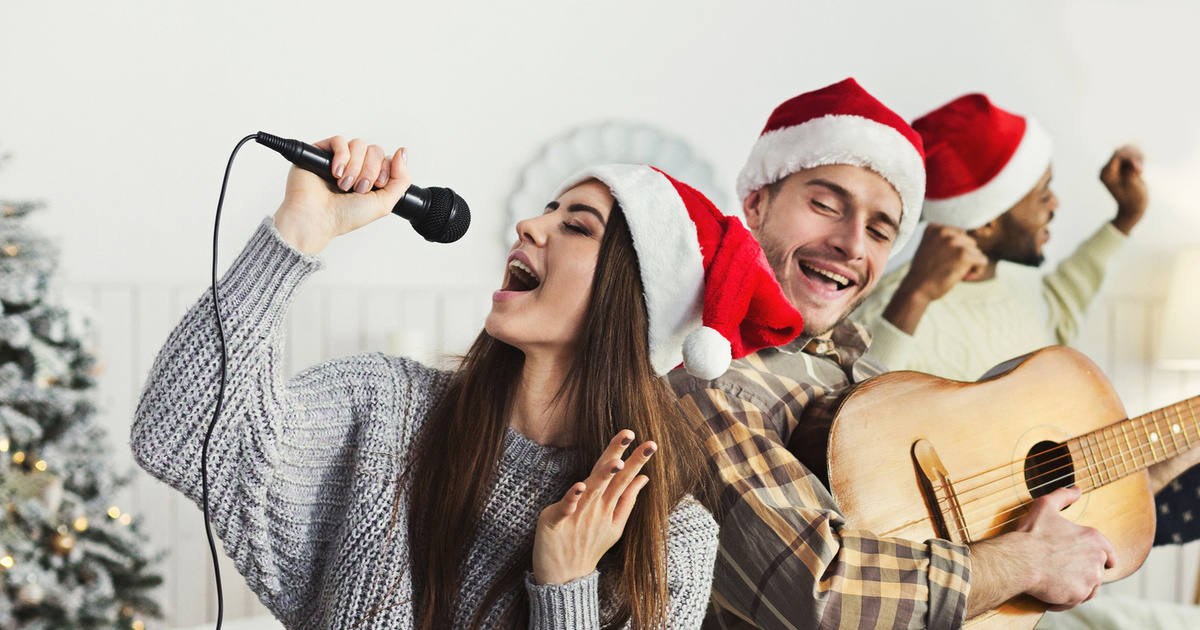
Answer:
[
  {"xmin": 916, "ymin": 93, "xmax": 1053, "ymax": 229},
  {"xmin": 555, "ymin": 164, "xmax": 805, "ymax": 379},
  {"xmin": 736, "ymin": 78, "xmax": 926, "ymax": 253}
]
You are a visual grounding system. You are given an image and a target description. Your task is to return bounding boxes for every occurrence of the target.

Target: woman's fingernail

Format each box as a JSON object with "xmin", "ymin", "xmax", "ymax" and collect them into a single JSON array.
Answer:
[
  {"xmin": 378, "ymin": 169, "xmax": 390, "ymax": 186},
  {"xmin": 620, "ymin": 437, "xmax": 632, "ymax": 446},
  {"xmin": 610, "ymin": 466, "xmax": 621, "ymax": 474},
  {"xmin": 334, "ymin": 163, "xmax": 345, "ymax": 178},
  {"xmin": 401, "ymin": 147, "xmax": 408, "ymax": 164},
  {"xmin": 574, "ymin": 488, "xmax": 583, "ymax": 495},
  {"xmin": 339, "ymin": 176, "xmax": 352, "ymax": 191},
  {"xmin": 643, "ymin": 446, "xmax": 656, "ymax": 457},
  {"xmin": 354, "ymin": 178, "xmax": 370, "ymax": 194}
]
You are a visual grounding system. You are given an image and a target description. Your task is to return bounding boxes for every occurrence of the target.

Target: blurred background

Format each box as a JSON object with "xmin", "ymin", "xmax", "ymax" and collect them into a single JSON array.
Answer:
[{"xmin": 1, "ymin": 0, "xmax": 1198, "ymax": 627}]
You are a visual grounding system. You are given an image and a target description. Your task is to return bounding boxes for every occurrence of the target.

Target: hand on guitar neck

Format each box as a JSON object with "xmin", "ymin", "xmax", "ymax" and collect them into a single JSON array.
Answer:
[
  {"xmin": 966, "ymin": 486, "xmax": 1116, "ymax": 618},
  {"xmin": 1147, "ymin": 444, "xmax": 1200, "ymax": 495}
]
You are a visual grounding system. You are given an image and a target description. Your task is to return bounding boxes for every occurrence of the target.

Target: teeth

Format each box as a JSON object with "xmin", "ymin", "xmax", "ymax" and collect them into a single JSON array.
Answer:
[
  {"xmin": 509, "ymin": 259, "xmax": 538, "ymax": 280},
  {"xmin": 800, "ymin": 261, "xmax": 850, "ymax": 286}
]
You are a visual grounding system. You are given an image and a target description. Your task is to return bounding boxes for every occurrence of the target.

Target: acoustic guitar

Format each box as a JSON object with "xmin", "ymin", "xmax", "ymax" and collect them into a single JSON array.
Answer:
[{"xmin": 793, "ymin": 346, "xmax": 1198, "ymax": 629}]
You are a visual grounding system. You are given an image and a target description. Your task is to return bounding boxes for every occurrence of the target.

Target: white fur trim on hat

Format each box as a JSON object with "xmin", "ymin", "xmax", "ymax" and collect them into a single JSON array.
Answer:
[
  {"xmin": 683, "ymin": 326, "xmax": 732, "ymax": 380},
  {"xmin": 921, "ymin": 118, "xmax": 1053, "ymax": 230},
  {"xmin": 554, "ymin": 164, "xmax": 705, "ymax": 375},
  {"xmin": 735, "ymin": 114, "xmax": 926, "ymax": 254}
]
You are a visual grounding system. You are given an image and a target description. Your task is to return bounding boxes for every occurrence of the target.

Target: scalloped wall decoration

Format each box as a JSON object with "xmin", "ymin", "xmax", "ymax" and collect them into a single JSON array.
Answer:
[{"xmin": 503, "ymin": 121, "xmax": 731, "ymax": 249}]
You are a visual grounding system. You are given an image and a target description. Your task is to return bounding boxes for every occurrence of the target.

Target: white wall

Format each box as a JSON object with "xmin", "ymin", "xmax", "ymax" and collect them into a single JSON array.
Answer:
[{"xmin": 2, "ymin": 0, "xmax": 1199, "ymax": 295}]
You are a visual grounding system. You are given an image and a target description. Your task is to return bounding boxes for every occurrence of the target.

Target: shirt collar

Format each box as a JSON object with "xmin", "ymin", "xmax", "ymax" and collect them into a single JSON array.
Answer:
[{"xmin": 769, "ymin": 317, "xmax": 873, "ymax": 372}]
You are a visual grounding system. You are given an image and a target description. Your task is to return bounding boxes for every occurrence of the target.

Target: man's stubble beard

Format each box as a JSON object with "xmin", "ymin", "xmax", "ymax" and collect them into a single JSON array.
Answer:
[
  {"xmin": 988, "ymin": 212, "xmax": 1046, "ymax": 268},
  {"xmin": 759, "ymin": 231, "xmax": 870, "ymax": 338}
]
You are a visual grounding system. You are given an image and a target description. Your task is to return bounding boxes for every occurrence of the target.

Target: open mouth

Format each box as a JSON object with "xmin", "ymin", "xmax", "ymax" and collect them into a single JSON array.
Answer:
[
  {"xmin": 799, "ymin": 260, "xmax": 855, "ymax": 292},
  {"xmin": 503, "ymin": 258, "xmax": 541, "ymax": 292}
]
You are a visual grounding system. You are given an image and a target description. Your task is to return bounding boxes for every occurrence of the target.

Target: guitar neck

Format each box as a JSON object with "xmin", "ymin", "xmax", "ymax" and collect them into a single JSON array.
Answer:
[{"xmin": 1070, "ymin": 395, "xmax": 1200, "ymax": 491}]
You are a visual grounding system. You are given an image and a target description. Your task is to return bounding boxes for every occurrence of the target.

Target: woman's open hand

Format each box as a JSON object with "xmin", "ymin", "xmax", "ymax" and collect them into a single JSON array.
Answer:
[
  {"xmin": 532, "ymin": 430, "xmax": 656, "ymax": 585},
  {"xmin": 273, "ymin": 136, "xmax": 413, "ymax": 254}
]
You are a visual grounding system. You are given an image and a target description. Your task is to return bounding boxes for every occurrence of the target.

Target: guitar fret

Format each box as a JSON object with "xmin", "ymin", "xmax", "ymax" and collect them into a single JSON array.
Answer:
[
  {"xmin": 1188, "ymin": 401, "xmax": 1199, "ymax": 450},
  {"xmin": 1095, "ymin": 429, "xmax": 1112, "ymax": 486},
  {"xmin": 1105, "ymin": 424, "xmax": 1126, "ymax": 478},
  {"xmin": 1167, "ymin": 407, "xmax": 1185, "ymax": 461},
  {"xmin": 1072, "ymin": 435, "xmax": 1090, "ymax": 492},
  {"xmin": 1184, "ymin": 402, "xmax": 1196, "ymax": 449},
  {"xmin": 1085, "ymin": 433, "xmax": 1102, "ymax": 490},
  {"xmin": 1160, "ymin": 410, "xmax": 1178, "ymax": 463},
  {"xmin": 1120, "ymin": 422, "xmax": 1136, "ymax": 473},
  {"xmin": 1142, "ymin": 413, "xmax": 1158, "ymax": 466},
  {"xmin": 1157, "ymin": 410, "xmax": 1171, "ymax": 461},
  {"xmin": 1154, "ymin": 412, "xmax": 1167, "ymax": 463},
  {"xmin": 1116, "ymin": 423, "xmax": 1133, "ymax": 476}
]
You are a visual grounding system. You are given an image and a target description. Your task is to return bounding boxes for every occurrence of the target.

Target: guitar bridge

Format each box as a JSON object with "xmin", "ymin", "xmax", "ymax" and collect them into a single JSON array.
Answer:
[{"xmin": 913, "ymin": 439, "xmax": 971, "ymax": 544}]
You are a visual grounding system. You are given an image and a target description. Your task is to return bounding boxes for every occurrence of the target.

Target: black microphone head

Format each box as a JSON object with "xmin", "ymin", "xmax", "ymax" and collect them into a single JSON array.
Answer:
[{"xmin": 413, "ymin": 187, "xmax": 470, "ymax": 243}]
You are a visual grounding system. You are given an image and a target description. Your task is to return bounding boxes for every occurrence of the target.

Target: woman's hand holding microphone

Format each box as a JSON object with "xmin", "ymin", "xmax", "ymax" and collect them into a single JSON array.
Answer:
[
  {"xmin": 273, "ymin": 136, "xmax": 411, "ymax": 255},
  {"xmin": 532, "ymin": 430, "xmax": 656, "ymax": 586}
]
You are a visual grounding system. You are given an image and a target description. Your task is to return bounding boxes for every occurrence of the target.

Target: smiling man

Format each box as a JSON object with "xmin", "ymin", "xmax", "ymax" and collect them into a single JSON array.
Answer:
[{"xmin": 668, "ymin": 80, "xmax": 1118, "ymax": 629}]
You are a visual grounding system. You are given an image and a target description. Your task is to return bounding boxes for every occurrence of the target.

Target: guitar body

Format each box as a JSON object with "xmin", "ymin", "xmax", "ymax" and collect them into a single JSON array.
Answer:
[{"xmin": 824, "ymin": 347, "xmax": 1155, "ymax": 629}]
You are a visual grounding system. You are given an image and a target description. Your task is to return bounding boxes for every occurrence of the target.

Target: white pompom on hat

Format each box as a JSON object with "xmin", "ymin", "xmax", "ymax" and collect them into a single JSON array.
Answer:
[{"xmin": 554, "ymin": 164, "xmax": 805, "ymax": 379}]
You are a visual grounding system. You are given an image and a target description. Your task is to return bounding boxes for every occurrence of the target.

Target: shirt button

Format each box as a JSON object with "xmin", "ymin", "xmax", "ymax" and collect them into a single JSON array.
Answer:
[{"xmin": 814, "ymin": 343, "xmax": 829, "ymax": 353}]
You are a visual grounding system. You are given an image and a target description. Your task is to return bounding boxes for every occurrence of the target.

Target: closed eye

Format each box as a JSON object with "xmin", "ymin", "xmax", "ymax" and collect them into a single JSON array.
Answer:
[
  {"xmin": 813, "ymin": 200, "xmax": 839, "ymax": 215},
  {"xmin": 562, "ymin": 221, "xmax": 592, "ymax": 236}
]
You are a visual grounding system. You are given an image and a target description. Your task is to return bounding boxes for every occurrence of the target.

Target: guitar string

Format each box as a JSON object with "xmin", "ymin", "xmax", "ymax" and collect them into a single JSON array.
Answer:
[
  {"xmin": 934, "ymin": 404, "xmax": 1198, "ymax": 541},
  {"xmin": 938, "ymin": 413, "xmax": 1197, "ymax": 544},
  {"xmin": 938, "ymin": 402, "xmax": 1196, "ymax": 509},
  {"xmin": 939, "ymin": 399, "xmax": 1198, "ymax": 496},
  {"xmin": 947, "ymin": 406, "xmax": 1195, "ymax": 527}
]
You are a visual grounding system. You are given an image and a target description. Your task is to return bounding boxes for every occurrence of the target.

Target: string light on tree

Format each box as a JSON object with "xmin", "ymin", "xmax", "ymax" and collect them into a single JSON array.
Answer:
[{"xmin": 53, "ymin": 529, "xmax": 75, "ymax": 554}]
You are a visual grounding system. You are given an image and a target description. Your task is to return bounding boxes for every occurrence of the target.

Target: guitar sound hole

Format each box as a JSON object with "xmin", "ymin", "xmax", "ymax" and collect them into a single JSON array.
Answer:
[{"xmin": 1024, "ymin": 440, "xmax": 1075, "ymax": 499}]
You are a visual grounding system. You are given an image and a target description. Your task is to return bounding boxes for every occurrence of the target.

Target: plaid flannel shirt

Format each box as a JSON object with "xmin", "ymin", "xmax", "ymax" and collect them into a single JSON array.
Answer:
[{"xmin": 668, "ymin": 319, "xmax": 972, "ymax": 630}]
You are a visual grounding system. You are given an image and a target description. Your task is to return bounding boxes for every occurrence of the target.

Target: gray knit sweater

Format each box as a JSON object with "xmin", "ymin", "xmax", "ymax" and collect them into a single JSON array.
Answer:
[{"xmin": 131, "ymin": 219, "xmax": 718, "ymax": 629}]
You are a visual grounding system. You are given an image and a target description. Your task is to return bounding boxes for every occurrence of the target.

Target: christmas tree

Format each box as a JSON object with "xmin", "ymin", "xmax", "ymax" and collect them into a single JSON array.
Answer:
[{"xmin": 0, "ymin": 180, "xmax": 162, "ymax": 628}]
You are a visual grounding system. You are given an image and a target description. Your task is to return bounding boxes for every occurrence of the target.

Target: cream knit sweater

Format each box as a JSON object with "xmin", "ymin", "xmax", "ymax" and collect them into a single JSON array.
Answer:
[{"xmin": 855, "ymin": 223, "xmax": 1126, "ymax": 382}]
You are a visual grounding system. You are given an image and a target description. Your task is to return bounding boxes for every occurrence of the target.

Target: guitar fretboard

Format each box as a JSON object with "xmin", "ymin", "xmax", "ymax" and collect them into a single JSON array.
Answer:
[{"xmin": 1070, "ymin": 396, "xmax": 1200, "ymax": 491}]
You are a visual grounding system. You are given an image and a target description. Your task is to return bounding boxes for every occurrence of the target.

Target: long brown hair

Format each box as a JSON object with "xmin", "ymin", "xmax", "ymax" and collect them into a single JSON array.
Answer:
[{"xmin": 406, "ymin": 199, "xmax": 708, "ymax": 629}]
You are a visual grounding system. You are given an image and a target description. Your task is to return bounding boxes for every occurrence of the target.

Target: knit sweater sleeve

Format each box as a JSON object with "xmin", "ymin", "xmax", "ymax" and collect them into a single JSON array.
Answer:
[
  {"xmin": 1043, "ymin": 222, "xmax": 1126, "ymax": 345},
  {"xmin": 524, "ymin": 498, "xmax": 719, "ymax": 629},
  {"xmin": 853, "ymin": 265, "xmax": 918, "ymax": 372},
  {"xmin": 130, "ymin": 218, "xmax": 448, "ymax": 620}
]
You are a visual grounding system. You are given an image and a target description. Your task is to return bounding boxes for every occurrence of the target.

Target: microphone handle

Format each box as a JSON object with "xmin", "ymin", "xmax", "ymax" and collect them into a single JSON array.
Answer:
[{"xmin": 255, "ymin": 132, "xmax": 430, "ymax": 222}]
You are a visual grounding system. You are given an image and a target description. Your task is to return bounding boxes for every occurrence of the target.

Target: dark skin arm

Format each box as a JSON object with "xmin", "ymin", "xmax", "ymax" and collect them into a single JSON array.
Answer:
[{"xmin": 1101, "ymin": 145, "xmax": 1148, "ymax": 235}]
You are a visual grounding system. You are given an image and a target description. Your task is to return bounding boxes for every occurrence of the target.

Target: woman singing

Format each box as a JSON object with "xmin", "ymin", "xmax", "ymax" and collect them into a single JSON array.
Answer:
[{"xmin": 132, "ymin": 136, "xmax": 803, "ymax": 628}]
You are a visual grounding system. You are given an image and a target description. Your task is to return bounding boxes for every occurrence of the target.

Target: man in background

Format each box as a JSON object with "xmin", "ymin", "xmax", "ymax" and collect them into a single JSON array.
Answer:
[
  {"xmin": 855, "ymin": 93, "xmax": 1143, "ymax": 383},
  {"xmin": 855, "ymin": 93, "xmax": 1200, "ymax": 545}
]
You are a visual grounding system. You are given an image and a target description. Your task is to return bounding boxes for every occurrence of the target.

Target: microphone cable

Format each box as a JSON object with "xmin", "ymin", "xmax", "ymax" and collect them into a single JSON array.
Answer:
[
  {"xmin": 201, "ymin": 133, "xmax": 257, "ymax": 630},
  {"xmin": 198, "ymin": 133, "xmax": 467, "ymax": 629}
]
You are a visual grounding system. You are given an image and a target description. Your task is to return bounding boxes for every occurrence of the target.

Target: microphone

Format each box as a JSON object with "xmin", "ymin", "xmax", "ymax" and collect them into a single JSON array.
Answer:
[{"xmin": 254, "ymin": 131, "xmax": 470, "ymax": 243}]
